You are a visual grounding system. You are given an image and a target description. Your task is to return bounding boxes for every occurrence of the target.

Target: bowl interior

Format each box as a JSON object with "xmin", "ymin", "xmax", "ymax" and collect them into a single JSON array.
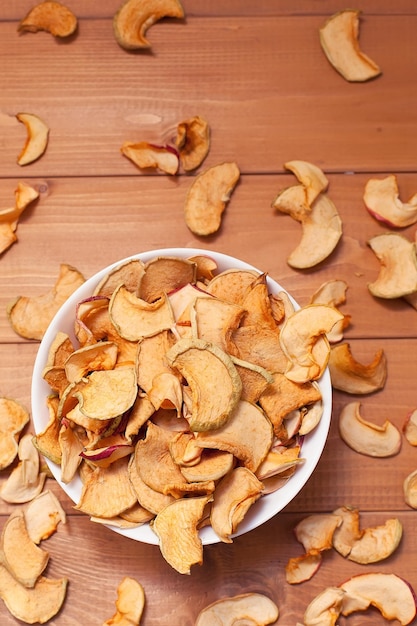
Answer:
[{"xmin": 32, "ymin": 247, "xmax": 332, "ymax": 545}]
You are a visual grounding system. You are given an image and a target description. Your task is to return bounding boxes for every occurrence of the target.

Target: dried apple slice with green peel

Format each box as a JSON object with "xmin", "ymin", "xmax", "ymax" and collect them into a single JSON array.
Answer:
[{"xmin": 319, "ymin": 10, "xmax": 382, "ymax": 82}]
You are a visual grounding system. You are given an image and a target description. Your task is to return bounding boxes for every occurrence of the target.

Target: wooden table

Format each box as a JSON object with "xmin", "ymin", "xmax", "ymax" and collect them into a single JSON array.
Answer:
[{"xmin": 1, "ymin": 1, "xmax": 417, "ymax": 624}]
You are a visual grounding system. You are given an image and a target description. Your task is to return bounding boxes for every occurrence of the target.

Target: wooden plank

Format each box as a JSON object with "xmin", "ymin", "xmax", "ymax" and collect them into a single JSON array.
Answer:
[
  {"xmin": 0, "ymin": 510, "xmax": 414, "ymax": 625},
  {"xmin": 1, "ymin": 173, "xmax": 416, "ymax": 344},
  {"xmin": 1, "ymin": 15, "xmax": 417, "ymax": 176}
]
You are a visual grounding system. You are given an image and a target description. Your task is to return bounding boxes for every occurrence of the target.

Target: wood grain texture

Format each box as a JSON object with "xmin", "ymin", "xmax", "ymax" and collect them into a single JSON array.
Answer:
[{"xmin": 0, "ymin": 2, "xmax": 417, "ymax": 625}]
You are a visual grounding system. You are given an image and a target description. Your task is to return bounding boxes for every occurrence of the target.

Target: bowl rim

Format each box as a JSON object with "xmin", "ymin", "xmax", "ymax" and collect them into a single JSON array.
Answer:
[{"xmin": 31, "ymin": 247, "xmax": 332, "ymax": 545}]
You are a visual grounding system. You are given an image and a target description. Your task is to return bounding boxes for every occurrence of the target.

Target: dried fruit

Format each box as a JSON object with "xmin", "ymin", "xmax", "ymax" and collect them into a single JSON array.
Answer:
[
  {"xmin": 184, "ymin": 162, "xmax": 240, "ymax": 235},
  {"xmin": 273, "ymin": 161, "xmax": 342, "ymax": 269},
  {"xmin": 328, "ymin": 343, "xmax": 387, "ymax": 394},
  {"xmin": 121, "ymin": 141, "xmax": 179, "ymax": 175},
  {"xmin": 113, "ymin": 0, "xmax": 185, "ymax": 50},
  {"xmin": 176, "ymin": 115, "xmax": 210, "ymax": 171},
  {"xmin": 16, "ymin": 112, "xmax": 50, "ymax": 166},
  {"xmin": 0, "ymin": 397, "xmax": 30, "ymax": 470},
  {"xmin": 403, "ymin": 409, "xmax": 417, "ymax": 446},
  {"xmin": 367, "ymin": 232, "xmax": 417, "ymax": 298},
  {"xmin": 309, "ymin": 279, "xmax": 350, "ymax": 342},
  {"xmin": 0, "ymin": 182, "xmax": 40, "ymax": 255},
  {"xmin": 319, "ymin": 10, "xmax": 381, "ymax": 82},
  {"xmin": 18, "ymin": 1, "xmax": 78, "ymax": 37},
  {"xmin": 339, "ymin": 401, "xmax": 402, "ymax": 457},
  {"xmin": 7, "ymin": 264, "xmax": 85, "ymax": 340},
  {"xmin": 0, "ymin": 433, "xmax": 47, "ymax": 503},
  {"xmin": 195, "ymin": 592, "xmax": 279, "ymax": 626},
  {"xmin": 364, "ymin": 174, "xmax": 417, "ymax": 228},
  {"xmin": 404, "ymin": 468, "xmax": 417, "ymax": 509},
  {"xmin": 24, "ymin": 490, "xmax": 66, "ymax": 543},
  {"xmin": 103, "ymin": 577, "xmax": 145, "ymax": 626}
]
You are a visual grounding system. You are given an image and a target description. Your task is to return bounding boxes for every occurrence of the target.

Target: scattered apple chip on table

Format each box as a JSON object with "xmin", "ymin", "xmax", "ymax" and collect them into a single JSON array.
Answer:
[
  {"xmin": 175, "ymin": 115, "xmax": 210, "ymax": 171},
  {"xmin": 328, "ymin": 342, "xmax": 387, "ymax": 394},
  {"xmin": 195, "ymin": 592, "xmax": 279, "ymax": 626},
  {"xmin": 339, "ymin": 401, "xmax": 402, "ymax": 458},
  {"xmin": 367, "ymin": 232, "xmax": 417, "ymax": 299},
  {"xmin": 0, "ymin": 181, "xmax": 40, "ymax": 255},
  {"xmin": 0, "ymin": 397, "xmax": 30, "ymax": 470},
  {"xmin": 404, "ymin": 468, "xmax": 417, "ymax": 509},
  {"xmin": 184, "ymin": 162, "xmax": 240, "ymax": 235},
  {"xmin": 103, "ymin": 576, "xmax": 145, "ymax": 626},
  {"xmin": 7, "ymin": 263, "xmax": 85, "ymax": 340},
  {"xmin": 364, "ymin": 174, "xmax": 417, "ymax": 228},
  {"xmin": 121, "ymin": 141, "xmax": 179, "ymax": 175},
  {"xmin": 319, "ymin": 9, "xmax": 382, "ymax": 82},
  {"xmin": 113, "ymin": 0, "xmax": 185, "ymax": 50},
  {"xmin": 0, "ymin": 433, "xmax": 47, "ymax": 504},
  {"xmin": 403, "ymin": 408, "xmax": 417, "ymax": 446},
  {"xmin": 16, "ymin": 112, "xmax": 50, "ymax": 166},
  {"xmin": 18, "ymin": 1, "xmax": 78, "ymax": 37}
]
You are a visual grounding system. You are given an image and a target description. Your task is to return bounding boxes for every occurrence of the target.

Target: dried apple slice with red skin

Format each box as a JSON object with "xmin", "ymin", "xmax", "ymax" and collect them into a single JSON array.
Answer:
[
  {"xmin": 328, "ymin": 343, "xmax": 387, "ymax": 394},
  {"xmin": 18, "ymin": 1, "xmax": 78, "ymax": 37},
  {"xmin": 339, "ymin": 401, "xmax": 402, "ymax": 457},
  {"xmin": 319, "ymin": 10, "xmax": 382, "ymax": 82},
  {"xmin": 184, "ymin": 161, "xmax": 240, "ymax": 236},
  {"xmin": 113, "ymin": 0, "xmax": 185, "ymax": 50},
  {"xmin": 340, "ymin": 573, "xmax": 417, "ymax": 625},
  {"xmin": 121, "ymin": 141, "xmax": 179, "ymax": 175},
  {"xmin": 364, "ymin": 174, "xmax": 417, "ymax": 228},
  {"xmin": 176, "ymin": 115, "xmax": 210, "ymax": 171},
  {"xmin": 195, "ymin": 592, "xmax": 279, "ymax": 626},
  {"xmin": 367, "ymin": 232, "xmax": 417, "ymax": 298},
  {"xmin": 16, "ymin": 112, "xmax": 50, "ymax": 166}
]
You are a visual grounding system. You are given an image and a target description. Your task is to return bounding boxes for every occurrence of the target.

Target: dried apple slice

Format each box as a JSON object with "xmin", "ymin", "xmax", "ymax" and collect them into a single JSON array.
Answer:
[
  {"xmin": 403, "ymin": 409, "xmax": 417, "ymax": 446},
  {"xmin": 64, "ymin": 341, "xmax": 118, "ymax": 382},
  {"xmin": 0, "ymin": 397, "xmax": 30, "ymax": 470},
  {"xmin": 110, "ymin": 286, "xmax": 175, "ymax": 341},
  {"xmin": 294, "ymin": 513, "xmax": 342, "ymax": 553},
  {"xmin": 7, "ymin": 264, "xmax": 85, "ymax": 340},
  {"xmin": 339, "ymin": 401, "xmax": 402, "ymax": 457},
  {"xmin": 286, "ymin": 551, "xmax": 322, "ymax": 585},
  {"xmin": 279, "ymin": 304, "xmax": 344, "ymax": 383},
  {"xmin": 340, "ymin": 573, "xmax": 417, "ymax": 624},
  {"xmin": 364, "ymin": 174, "xmax": 417, "ymax": 228},
  {"xmin": 73, "ymin": 366, "xmax": 137, "ymax": 420},
  {"xmin": 0, "ymin": 565, "xmax": 68, "ymax": 624},
  {"xmin": 176, "ymin": 115, "xmax": 210, "ymax": 171},
  {"xmin": 18, "ymin": 1, "xmax": 77, "ymax": 37},
  {"xmin": 347, "ymin": 518, "xmax": 403, "ymax": 564},
  {"xmin": 303, "ymin": 586, "xmax": 345, "ymax": 626},
  {"xmin": 140, "ymin": 255, "xmax": 196, "ymax": 302},
  {"xmin": 367, "ymin": 232, "xmax": 417, "ymax": 298},
  {"xmin": 151, "ymin": 494, "xmax": 212, "ymax": 574},
  {"xmin": 210, "ymin": 466, "xmax": 263, "ymax": 543},
  {"xmin": 287, "ymin": 194, "xmax": 343, "ymax": 269},
  {"xmin": 128, "ymin": 453, "xmax": 175, "ymax": 514},
  {"xmin": 16, "ymin": 112, "xmax": 50, "ymax": 166},
  {"xmin": 166, "ymin": 338, "xmax": 242, "ymax": 432},
  {"xmin": 0, "ymin": 511, "xmax": 49, "ymax": 588},
  {"xmin": 24, "ymin": 490, "xmax": 66, "ymax": 543},
  {"xmin": 113, "ymin": 0, "xmax": 185, "ymax": 50},
  {"xmin": 195, "ymin": 592, "xmax": 279, "ymax": 626},
  {"xmin": 121, "ymin": 141, "xmax": 179, "ymax": 175},
  {"xmin": 103, "ymin": 577, "xmax": 145, "ymax": 626},
  {"xmin": 328, "ymin": 343, "xmax": 387, "ymax": 394},
  {"xmin": 0, "ymin": 433, "xmax": 47, "ymax": 504},
  {"xmin": 309, "ymin": 279, "xmax": 350, "ymax": 343},
  {"xmin": 319, "ymin": 10, "xmax": 381, "ymax": 82},
  {"xmin": 284, "ymin": 160, "xmax": 329, "ymax": 205},
  {"xmin": 404, "ymin": 468, "xmax": 417, "ymax": 509},
  {"xmin": 184, "ymin": 162, "xmax": 240, "ymax": 236}
]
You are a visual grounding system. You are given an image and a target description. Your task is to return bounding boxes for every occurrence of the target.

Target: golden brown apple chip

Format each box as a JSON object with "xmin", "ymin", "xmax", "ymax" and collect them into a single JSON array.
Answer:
[
  {"xmin": 32, "ymin": 395, "xmax": 62, "ymax": 464},
  {"xmin": 195, "ymin": 592, "xmax": 279, "ymax": 626},
  {"xmin": 0, "ymin": 182, "xmax": 40, "ymax": 254},
  {"xmin": 403, "ymin": 409, "xmax": 417, "ymax": 446},
  {"xmin": 256, "ymin": 446, "xmax": 303, "ymax": 481},
  {"xmin": 103, "ymin": 577, "xmax": 145, "ymax": 626},
  {"xmin": 339, "ymin": 401, "xmax": 401, "ymax": 458},
  {"xmin": 121, "ymin": 141, "xmax": 179, "ymax": 175},
  {"xmin": 7, "ymin": 264, "xmax": 85, "ymax": 340},
  {"xmin": 109, "ymin": 287, "xmax": 175, "ymax": 341},
  {"xmin": 176, "ymin": 115, "xmax": 210, "ymax": 171},
  {"xmin": 94, "ymin": 258, "xmax": 146, "ymax": 297},
  {"xmin": 184, "ymin": 162, "xmax": 240, "ymax": 235},
  {"xmin": 0, "ymin": 433, "xmax": 47, "ymax": 504},
  {"xmin": 286, "ymin": 551, "xmax": 323, "ymax": 585},
  {"xmin": 319, "ymin": 9, "xmax": 382, "ymax": 82},
  {"xmin": 206, "ymin": 268, "xmax": 260, "ymax": 303},
  {"xmin": 328, "ymin": 343, "xmax": 387, "ymax": 394},
  {"xmin": 0, "ymin": 397, "xmax": 30, "ymax": 470},
  {"xmin": 140, "ymin": 256, "xmax": 196, "ymax": 302},
  {"xmin": 128, "ymin": 454, "xmax": 175, "ymax": 514},
  {"xmin": 16, "ymin": 112, "xmax": 50, "ymax": 166},
  {"xmin": 0, "ymin": 565, "xmax": 68, "ymax": 624},
  {"xmin": 73, "ymin": 366, "xmax": 137, "ymax": 420},
  {"xmin": 24, "ymin": 490, "xmax": 66, "ymax": 543},
  {"xmin": 152, "ymin": 494, "xmax": 212, "ymax": 574},
  {"xmin": 114, "ymin": 0, "xmax": 185, "ymax": 50},
  {"xmin": 364, "ymin": 174, "xmax": 417, "ymax": 228},
  {"xmin": 191, "ymin": 296, "xmax": 245, "ymax": 352},
  {"xmin": 64, "ymin": 341, "xmax": 119, "ymax": 383},
  {"xmin": 18, "ymin": 1, "xmax": 77, "ymax": 37},
  {"xmin": 367, "ymin": 232, "xmax": 417, "ymax": 298}
]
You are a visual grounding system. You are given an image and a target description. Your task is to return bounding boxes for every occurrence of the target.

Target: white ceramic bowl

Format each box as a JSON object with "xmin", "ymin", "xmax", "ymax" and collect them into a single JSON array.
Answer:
[{"xmin": 32, "ymin": 248, "xmax": 332, "ymax": 545}]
